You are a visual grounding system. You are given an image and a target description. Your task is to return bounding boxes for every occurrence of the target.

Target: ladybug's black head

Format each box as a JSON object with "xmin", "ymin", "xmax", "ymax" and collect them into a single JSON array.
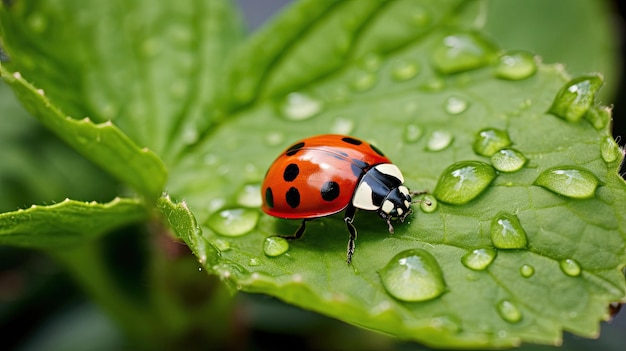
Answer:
[{"xmin": 378, "ymin": 185, "xmax": 413, "ymax": 224}]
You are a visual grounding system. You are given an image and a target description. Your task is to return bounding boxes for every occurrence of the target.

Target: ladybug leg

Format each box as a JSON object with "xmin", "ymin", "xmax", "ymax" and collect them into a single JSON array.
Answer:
[
  {"xmin": 386, "ymin": 218, "xmax": 395, "ymax": 234},
  {"xmin": 280, "ymin": 219, "xmax": 310, "ymax": 240},
  {"xmin": 344, "ymin": 205, "xmax": 358, "ymax": 264}
]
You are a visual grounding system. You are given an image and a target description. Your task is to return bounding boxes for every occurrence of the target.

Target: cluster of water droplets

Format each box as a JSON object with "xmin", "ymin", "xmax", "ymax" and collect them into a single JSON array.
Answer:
[{"xmin": 199, "ymin": 21, "xmax": 620, "ymax": 326}]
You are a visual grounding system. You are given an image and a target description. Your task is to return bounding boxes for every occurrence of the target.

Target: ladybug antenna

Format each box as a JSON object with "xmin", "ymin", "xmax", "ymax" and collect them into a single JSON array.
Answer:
[{"xmin": 409, "ymin": 190, "xmax": 432, "ymax": 207}]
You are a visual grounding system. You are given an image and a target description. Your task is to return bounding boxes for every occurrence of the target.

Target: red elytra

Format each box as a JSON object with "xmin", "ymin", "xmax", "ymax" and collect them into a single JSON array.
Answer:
[
  {"xmin": 262, "ymin": 134, "xmax": 391, "ymax": 218},
  {"xmin": 261, "ymin": 134, "xmax": 419, "ymax": 264}
]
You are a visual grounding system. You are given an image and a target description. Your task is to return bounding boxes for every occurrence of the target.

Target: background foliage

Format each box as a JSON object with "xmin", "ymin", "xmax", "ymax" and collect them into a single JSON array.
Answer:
[{"xmin": 1, "ymin": 0, "xmax": 625, "ymax": 350}]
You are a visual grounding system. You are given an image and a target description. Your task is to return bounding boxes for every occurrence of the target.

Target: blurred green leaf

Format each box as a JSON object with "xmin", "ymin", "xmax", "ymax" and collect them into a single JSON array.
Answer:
[
  {"xmin": 0, "ymin": 65, "xmax": 167, "ymax": 198},
  {"xmin": 0, "ymin": 0, "xmax": 242, "ymax": 159},
  {"xmin": 0, "ymin": 197, "xmax": 148, "ymax": 248},
  {"xmin": 484, "ymin": 0, "xmax": 620, "ymax": 100}
]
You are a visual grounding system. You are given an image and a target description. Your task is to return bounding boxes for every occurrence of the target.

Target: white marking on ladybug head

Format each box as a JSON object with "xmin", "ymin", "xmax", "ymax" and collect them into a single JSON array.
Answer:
[
  {"xmin": 373, "ymin": 164, "xmax": 404, "ymax": 184},
  {"xmin": 381, "ymin": 200, "xmax": 394, "ymax": 214},
  {"xmin": 352, "ymin": 181, "xmax": 378, "ymax": 210}
]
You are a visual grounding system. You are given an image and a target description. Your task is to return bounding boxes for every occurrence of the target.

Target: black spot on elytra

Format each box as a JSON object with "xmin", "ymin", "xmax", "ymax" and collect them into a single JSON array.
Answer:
[
  {"xmin": 286, "ymin": 142, "xmax": 305, "ymax": 156},
  {"xmin": 286, "ymin": 187, "xmax": 300, "ymax": 208},
  {"xmin": 283, "ymin": 163, "xmax": 299, "ymax": 182},
  {"xmin": 341, "ymin": 137, "xmax": 362, "ymax": 146},
  {"xmin": 320, "ymin": 181, "xmax": 340, "ymax": 201},
  {"xmin": 369, "ymin": 143, "xmax": 385, "ymax": 157},
  {"xmin": 265, "ymin": 187, "xmax": 274, "ymax": 208}
]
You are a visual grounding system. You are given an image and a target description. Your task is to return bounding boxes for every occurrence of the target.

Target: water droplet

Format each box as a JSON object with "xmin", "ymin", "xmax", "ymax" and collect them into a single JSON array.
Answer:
[
  {"xmin": 410, "ymin": 6, "xmax": 431, "ymax": 27},
  {"xmin": 263, "ymin": 236, "xmax": 290, "ymax": 257},
  {"xmin": 207, "ymin": 208, "xmax": 259, "ymax": 237},
  {"xmin": 433, "ymin": 161, "xmax": 497, "ymax": 204},
  {"xmin": 548, "ymin": 74, "xmax": 604, "ymax": 122},
  {"xmin": 426, "ymin": 130, "xmax": 453, "ymax": 151},
  {"xmin": 265, "ymin": 131, "xmax": 285, "ymax": 146},
  {"xmin": 350, "ymin": 70, "xmax": 377, "ymax": 92},
  {"xmin": 520, "ymin": 264, "xmax": 535, "ymax": 278},
  {"xmin": 534, "ymin": 166, "xmax": 600, "ymax": 199},
  {"xmin": 560, "ymin": 258, "xmax": 582, "ymax": 277},
  {"xmin": 461, "ymin": 248, "xmax": 497, "ymax": 271},
  {"xmin": 331, "ymin": 118, "xmax": 355, "ymax": 135},
  {"xmin": 391, "ymin": 59, "xmax": 420, "ymax": 81},
  {"xmin": 497, "ymin": 300, "xmax": 522, "ymax": 323},
  {"xmin": 280, "ymin": 92, "xmax": 323, "ymax": 121},
  {"xmin": 380, "ymin": 249, "xmax": 446, "ymax": 302},
  {"xmin": 404, "ymin": 124, "xmax": 423, "ymax": 143},
  {"xmin": 181, "ymin": 127, "xmax": 198, "ymax": 145},
  {"xmin": 237, "ymin": 184, "xmax": 262, "ymax": 208},
  {"xmin": 473, "ymin": 128, "xmax": 512, "ymax": 157},
  {"xmin": 421, "ymin": 77, "xmax": 446, "ymax": 91},
  {"xmin": 495, "ymin": 51, "xmax": 537, "ymax": 80},
  {"xmin": 601, "ymin": 137, "xmax": 623, "ymax": 163},
  {"xmin": 360, "ymin": 53, "xmax": 382, "ymax": 72},
  {"xmin": 248, "ymin": 258, "xmax": 260, "ymax": 266},
  {"xmin": 419, "ymin": 194, "xmax": 437, "ymax": 213},
  {"xmin": 27, "ymin": 13, "xmax": 47, "ymax": 33},
  {"xmin": 444, "ymin": 96, "xmax": 469, "ymax": 115},
  {"xmin": 213, "ymin": 239, "xmax": 231, "ymax": 252},
  {"xmin": 432, "ymin": 32, "xmax": 497, "ymax": 74},
  {"xmin": 204, "ymin": 153, "xmax": 219, "ymax": 166},
  {"xmin": 490, "ymin": 212, "xmax": 528, "ymax": 249},
  {"xmin": 491, "ymin": 148, "xmax": 527, "ymax": 172},
  {"xmin": 429, "ymin": 315, "xmax": 460, "ymax": 332},
  {"xmin": 584, "ymin": 106, "xmax": 610, "ymax": 130},
  {"xmin": 141, "ymin": 38, "xmax": 161, "ymax": 58}
]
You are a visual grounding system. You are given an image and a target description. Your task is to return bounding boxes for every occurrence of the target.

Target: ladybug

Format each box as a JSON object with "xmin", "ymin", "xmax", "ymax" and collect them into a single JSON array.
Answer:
[{"xmin": 261, "ymin": 134, "xmax": 425, "ymax": 264}]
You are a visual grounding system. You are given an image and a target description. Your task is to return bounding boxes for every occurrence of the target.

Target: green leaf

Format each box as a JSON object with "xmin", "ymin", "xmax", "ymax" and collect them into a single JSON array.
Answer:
[
  {"xmin": 1, "ymin": 0, "xmax": 624, "ymax": 349},
  {"xmin": 0, "ymin": 65, "xmax": 167, "ymax": 198},
  {"xmin": 0, "ymin": 197, "xmax": 148, "ymax": 248},
  {"xmin": 163, "ymin": 0, "xmax": 626, "ymax": 348},
  {"xmin": 0, "ymin": 0, "xmax": 242, "ymax": 161}
]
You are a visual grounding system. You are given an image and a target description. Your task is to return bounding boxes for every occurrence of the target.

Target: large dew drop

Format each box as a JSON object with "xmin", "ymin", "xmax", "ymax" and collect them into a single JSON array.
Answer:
[
  {"xmin": 461, "ymin": 248, "xmax": 497, "ymax": 271},
  {"xmin": 207, "ymin": 208, "xmax": 259, "ymax": 237},
  {"xmin": 380, "ymin": 249, "xmax": 446, "ymax": 302},
  {"xmin": 490, "ymin": 212, "xmax": 528, "ymax": 249},
  {"xmin": 548, "ymin": 74, "xmax": 603, "ymax": 122},
  {"xmin": 433, "ymin": 161, "xmax": 497, "ymax": 204},
  {"xmin": 495, "ymin": 51, "xmax": 537, "ymax": 80},
  {"xmin": 280, "ymin": 92, "xmax": 323, "ymax": 121},
  {"xmin": 534, "ymin": 166, "xmax": 600, "ymax": 199},
  {"xmin": 431, "ymin": 32, "xmax": 497, "ymax": 74},
  {"xmin": 473, "ymin": 128, "xmax": 512, "ymax": 157}
]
